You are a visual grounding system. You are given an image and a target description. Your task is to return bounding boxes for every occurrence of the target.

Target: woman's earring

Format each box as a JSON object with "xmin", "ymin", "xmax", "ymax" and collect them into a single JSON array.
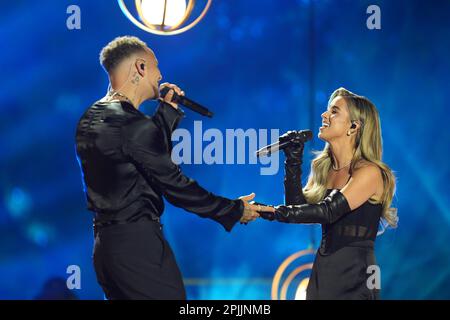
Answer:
[{"xmin": 347, "ymin": 130, "xmax": 351, "ymax": 136}]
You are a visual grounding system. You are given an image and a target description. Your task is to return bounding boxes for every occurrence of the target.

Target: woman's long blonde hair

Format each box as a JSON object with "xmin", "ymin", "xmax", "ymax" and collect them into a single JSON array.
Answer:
[{"xmin": 303, "ymin": 87, "xmax": 398, "ymax": 228}]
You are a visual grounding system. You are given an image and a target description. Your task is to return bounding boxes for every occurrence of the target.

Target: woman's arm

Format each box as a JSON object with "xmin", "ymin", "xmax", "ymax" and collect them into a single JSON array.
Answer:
[
  {"xmin": 340, "ymin": 164, "xmax": 382, "ymax": 210},
  {"xmin": 282, "ymin": 131, "xmax": 307, "ymax": 205},
  {"xmin": 260, "ymin": 165, "xmax": 382, "ymax": 224}
]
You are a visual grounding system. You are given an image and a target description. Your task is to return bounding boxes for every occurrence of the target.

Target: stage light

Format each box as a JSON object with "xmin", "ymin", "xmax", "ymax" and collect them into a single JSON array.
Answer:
[
  {"xmin": 5, "ymin": 187, "xmax": 32, "ymax": 219},
  {"xmin": 26, "ymin": 223, "xmax": 53, "ymax": 247},
  {"xmin": 118, "ymin": 0, "xmax": 212, "ymax": 36},
  {"xmin": 140, "ymin": 0, "xmax": 186, "ymax": 27},
  {"xmin": 295, "ymin": 278, "xmax": 309, "ymax": 300},
  {"xmin": 271, "ymin": 248, "xmax": 315, "ymax": 300}
]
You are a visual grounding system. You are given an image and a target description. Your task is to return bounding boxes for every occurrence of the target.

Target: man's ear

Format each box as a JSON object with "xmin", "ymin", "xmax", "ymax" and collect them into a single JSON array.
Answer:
[{"xmin": 135, "ymin": 59, "xmax": 145, "ymax": 77}]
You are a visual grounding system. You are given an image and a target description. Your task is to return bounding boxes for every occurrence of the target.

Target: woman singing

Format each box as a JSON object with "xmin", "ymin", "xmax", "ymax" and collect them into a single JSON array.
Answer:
[{"xmin": 260, "ymin": 87, "xmax": 398, "ymax": 300}]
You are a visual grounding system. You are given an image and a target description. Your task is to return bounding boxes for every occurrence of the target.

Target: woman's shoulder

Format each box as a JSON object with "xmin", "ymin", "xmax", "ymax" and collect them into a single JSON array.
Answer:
[
  {"xmin": 354, "ymin": 159, "xmax": 376, "ymax": 170},
  {"xmin": 352, "ymin": 160, "xmax": 383, "ymax": 182},
  {"xmin": 352, "ymin": 160, "xmax": 383, "ymax": 202}
]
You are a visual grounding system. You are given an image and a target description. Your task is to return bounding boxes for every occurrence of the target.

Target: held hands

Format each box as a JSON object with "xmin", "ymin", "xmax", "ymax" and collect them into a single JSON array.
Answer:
[
  {"xmin": 250, "ymin": 200, "xmax": 277, "ymax": 221},
  {"xmin": 159, "ymin": 82, "xmax": 185, "ymax": 109},
  {"xmin": 238, "ymin": 193, "xmax": 275, "ymax": 224}
]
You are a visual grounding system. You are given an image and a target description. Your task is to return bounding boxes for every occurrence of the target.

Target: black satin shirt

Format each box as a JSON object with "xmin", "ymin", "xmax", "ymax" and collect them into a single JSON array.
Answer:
[{"xmin": 75, "ymin": 100, "xmax": 243, "ymax": 231}]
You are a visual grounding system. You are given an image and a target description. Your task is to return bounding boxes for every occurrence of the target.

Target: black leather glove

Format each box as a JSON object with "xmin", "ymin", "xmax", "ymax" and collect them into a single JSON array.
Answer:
[
  {"xmin": 280, "ymin": 131, "xmax": 304, "ymax": 165},
  {"xmin": 259, "ymin": 189, "xmax": 351, "ymax": 224},
  {"xmin": 279, "ymin": 131, "xmax": 306, "ymax": 205}
]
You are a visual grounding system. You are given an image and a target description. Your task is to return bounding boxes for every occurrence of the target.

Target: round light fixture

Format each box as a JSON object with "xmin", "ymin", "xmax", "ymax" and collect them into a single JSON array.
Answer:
[{"xmin": 118, "ymin": 0, "xmax": 212, "ymax": 36}]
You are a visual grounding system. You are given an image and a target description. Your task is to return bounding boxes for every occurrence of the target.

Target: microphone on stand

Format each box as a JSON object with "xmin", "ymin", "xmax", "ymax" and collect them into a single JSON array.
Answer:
[{"xmin": 256, "ymin": 129, "xmax": 313, "ymax": 157}]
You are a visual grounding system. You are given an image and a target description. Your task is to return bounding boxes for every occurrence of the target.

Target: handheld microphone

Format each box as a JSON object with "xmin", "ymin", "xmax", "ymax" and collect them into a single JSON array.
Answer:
[
  {"xmin": 256, "ymin": 129, "xmax": 313, "ymax": 158},
  {"xmin": 160, "ymin": 87, "xmax": 214, "ymax": 118}
]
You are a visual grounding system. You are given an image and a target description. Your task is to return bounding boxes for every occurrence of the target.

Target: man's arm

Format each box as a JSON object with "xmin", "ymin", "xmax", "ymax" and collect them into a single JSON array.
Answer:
[
  {"xmin": 152, "ymin": 101, "xmax": 185, "ymax": 136},
  {"xmin": 153, "ymin": 83, "xmax": 185, "ymax": 136},
  {"xmin": 122, "ymin": 117, "xmax": 244, "ymax": 231}
]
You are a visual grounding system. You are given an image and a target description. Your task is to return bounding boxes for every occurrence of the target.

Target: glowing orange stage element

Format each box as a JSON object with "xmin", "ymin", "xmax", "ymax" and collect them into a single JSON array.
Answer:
[{"xmin": 271, "ymin": 248, "xmax": 315, "ymax": 300}]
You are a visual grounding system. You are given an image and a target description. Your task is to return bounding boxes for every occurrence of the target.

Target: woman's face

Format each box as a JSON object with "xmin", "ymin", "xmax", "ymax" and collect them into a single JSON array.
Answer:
[{"xmin": 318, "ymin": 96, "xmax": 352, "ymax": 142}]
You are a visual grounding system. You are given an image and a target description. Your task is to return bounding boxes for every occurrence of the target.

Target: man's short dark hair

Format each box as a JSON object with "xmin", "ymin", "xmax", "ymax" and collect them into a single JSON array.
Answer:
[{"xmin": 99, "ymin": 36, "xmax": 148, "ymax": 73}]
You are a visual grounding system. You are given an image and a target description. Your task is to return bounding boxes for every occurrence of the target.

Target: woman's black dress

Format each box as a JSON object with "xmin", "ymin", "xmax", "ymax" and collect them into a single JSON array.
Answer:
[{"xmin": 306, "ymin": 189, "xmax": 382, "ymax": 300}]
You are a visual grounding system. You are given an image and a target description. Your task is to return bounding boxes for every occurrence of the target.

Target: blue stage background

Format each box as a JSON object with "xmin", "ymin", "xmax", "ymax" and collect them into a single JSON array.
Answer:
[{"xmin": 1, "ymin": 0, "xmax": 449, "ymax": 299}]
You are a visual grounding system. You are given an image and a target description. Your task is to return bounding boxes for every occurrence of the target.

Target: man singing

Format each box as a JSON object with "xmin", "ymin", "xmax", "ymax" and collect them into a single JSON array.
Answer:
[{"xmin": 75, "ymin": 36, "xmax": 273, "ymax": 299}]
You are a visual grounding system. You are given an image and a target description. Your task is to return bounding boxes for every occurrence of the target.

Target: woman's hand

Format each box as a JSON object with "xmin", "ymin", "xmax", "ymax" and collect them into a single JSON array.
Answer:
[
  {"xmin": 279, "ymin": 131, "xmax": 305, "ymax": 165},
  {"xmin": 239, "ymin": 193, "xmax": 275, "ymax": 224}
]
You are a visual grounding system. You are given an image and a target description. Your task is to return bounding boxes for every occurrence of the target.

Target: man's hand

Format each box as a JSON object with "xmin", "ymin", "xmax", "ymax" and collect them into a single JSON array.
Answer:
[
  {"xmin": 159, "ymin": 82, "xmax": 185, "ymax": 109},
  {"xmin": 238, "ymin": 193, "xmax": 275, "ymax": 224}
]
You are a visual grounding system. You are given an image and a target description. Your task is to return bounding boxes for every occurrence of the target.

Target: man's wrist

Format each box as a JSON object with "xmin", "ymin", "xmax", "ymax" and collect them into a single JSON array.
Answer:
[{"xmin": 159, "ymin": 100, "xmax": 185, "ymax": 117}]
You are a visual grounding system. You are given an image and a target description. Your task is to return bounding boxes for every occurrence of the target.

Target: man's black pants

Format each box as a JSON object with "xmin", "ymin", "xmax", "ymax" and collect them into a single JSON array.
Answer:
[{"xmin": 93, "ymin": 217, "xmax": 186, "ymax": 300}]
